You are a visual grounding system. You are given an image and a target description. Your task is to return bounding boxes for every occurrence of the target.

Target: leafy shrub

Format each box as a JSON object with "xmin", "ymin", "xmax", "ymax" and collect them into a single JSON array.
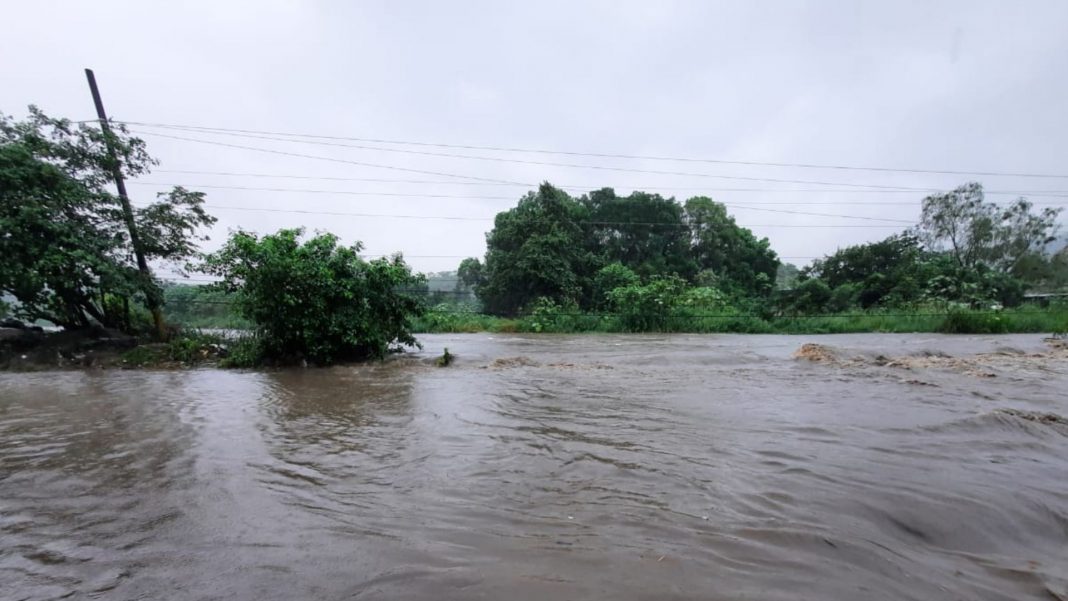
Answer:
[
  {"xmin": 519, "ymin": 297, "xmax": 601, "ymax": 332},
  {"xmin": 924, "ymin": 267, "xmax": 1026, "ymax": 309},
  {"xmin": 201, "ymin": 229, "xmax": 424, "ymax": 365},
  {"xmin": 784, "ymin": 279, "xmax": 832, "ymax": 314},
  {"xmin": 828, "ymin": 283, "xmax": 861, "ymax": 312},
  {"xmin": 166, "ymin": 330, "xmax": 227, "ymax": 363},
  {"xmin": 591, "ymin": 263, "xmax": 639, "ymax": 309},
  {"xmin": 607, "ymin": 276, "xmax": 688, "ymax": 331},
  {"xmin": 219, "ymin": 336, "xmax": 263, "ymax": 368},
  {"xmin": 938, "ymin": 310, "xmax": 1009, "ymax": 334},
  {"xmin": 679, "ymin": 286, "xmax": 729, "ymax": 310}
]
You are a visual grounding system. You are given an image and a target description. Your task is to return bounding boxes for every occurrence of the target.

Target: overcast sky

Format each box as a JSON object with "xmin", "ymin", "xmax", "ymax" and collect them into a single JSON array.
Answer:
[{"xmin": 3, "ymin": 1, "xmax": 1066, "ymax": 277}]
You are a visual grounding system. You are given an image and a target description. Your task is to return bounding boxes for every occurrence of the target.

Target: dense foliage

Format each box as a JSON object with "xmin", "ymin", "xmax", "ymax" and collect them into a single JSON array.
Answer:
[
  {"xmin": 684, "ymin": 196, "xmax": 778, "ymax": 299},
  {"xmin": 476, "ymin": 184, "xmax": 598, "ymax": 314},
  {"xmin": 917, "ymin": 182, "xmax": 1061, "ymax": 274},
  {"xmin": 473, "ymin": 183, "xmax": 778, "ymax": 315},
  {"xmin": 200, "ymin": 229, "xmax": 425, "ymax": 365},
  {"xmin": 777, "ymin": 184, "xmax": 1063, "ymax": 314},
  {"xmin": 0, "ymin": 107, "xmax": 214, "ymax": 332},
  {"xmin": 461, "ymin": 181, "xmax": 1063, "ymax": 321}
]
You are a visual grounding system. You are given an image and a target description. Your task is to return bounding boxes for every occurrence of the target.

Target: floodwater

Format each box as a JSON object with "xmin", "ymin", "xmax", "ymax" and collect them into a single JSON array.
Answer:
[{"xmin": 2, "ymin": 334, "xmax": 1067, "ymax": 601}]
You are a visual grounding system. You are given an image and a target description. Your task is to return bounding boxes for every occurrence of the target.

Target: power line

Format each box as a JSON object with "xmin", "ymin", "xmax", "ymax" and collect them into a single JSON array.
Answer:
[
  {"xmin": 144, "ymin": 171, "xmax": 1068, "ymax": 197},
  {"xmin": 127, "ymin": 180, "xmax": 1068, "ymax": 206},
  {"xmin": 118, "ymin": 120, "xmax": 1068, "ymax": 180},
  {"xmin": 130, "ymin": 131, "xmax": 530, "ymax": 186},
  {"xmin": 129, "ymin": 183, "xmax": 913, "ymax": 222},
  {"xmin": 130, "ymin": 128, "xmax": 954, "ymax": 192},
  {"xmin": 130, "ymin": 182, "xmax": 519, "ymax": 200},
  {"xmin": 154, "ymin": 170, "xmax": 515, "ymax": 185}
]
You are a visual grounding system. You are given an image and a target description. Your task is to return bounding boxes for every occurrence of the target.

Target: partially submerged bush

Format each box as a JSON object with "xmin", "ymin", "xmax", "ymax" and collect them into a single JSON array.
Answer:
[
  {"xmin": 120, "ymin": 330, "xmax": 229, "ymax": 366},
  {"xmin": 201, "ymin": 229, "xmax": 424, "ymax": 365}
]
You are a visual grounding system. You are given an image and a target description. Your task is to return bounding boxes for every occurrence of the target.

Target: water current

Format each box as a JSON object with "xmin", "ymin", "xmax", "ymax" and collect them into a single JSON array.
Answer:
[{"xmin": 2, "ymin": 333, "xmax": 1066, "ymax": 600}]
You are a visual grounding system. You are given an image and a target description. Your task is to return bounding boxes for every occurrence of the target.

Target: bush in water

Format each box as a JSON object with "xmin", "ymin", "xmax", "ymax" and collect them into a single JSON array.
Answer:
[{"xmin": 201, "ymin": 229, "xmax": 424, "ymax": 365}]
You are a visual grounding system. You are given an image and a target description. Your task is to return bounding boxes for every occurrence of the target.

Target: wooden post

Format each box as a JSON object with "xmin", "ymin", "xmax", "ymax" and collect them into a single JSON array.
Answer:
[{"xmin": 84, "ymin": 68, "xmax": 165, "ymax": 339}]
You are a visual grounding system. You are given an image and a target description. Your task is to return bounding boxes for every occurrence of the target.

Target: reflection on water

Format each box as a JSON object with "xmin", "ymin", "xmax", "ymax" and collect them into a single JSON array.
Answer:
[{"xmin": 2, "ymin": 334, "xmax": 1067, "ymax": 600}]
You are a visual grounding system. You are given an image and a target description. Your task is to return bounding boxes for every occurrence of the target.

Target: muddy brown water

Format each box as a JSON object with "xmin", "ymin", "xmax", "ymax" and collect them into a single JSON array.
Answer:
[{"xmin": 2, "ymin": 333, "xmax": 1067, "ymax": 600}]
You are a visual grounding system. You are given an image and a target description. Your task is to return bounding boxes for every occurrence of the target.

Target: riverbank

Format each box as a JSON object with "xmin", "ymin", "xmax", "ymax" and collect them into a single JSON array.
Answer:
[
  {"xmin": 5, "ymin": 306, "xmax": 1066, "ymax": 371},
  {"xmin": 0, "ymin": 328, "xmax": 231, "ymax": 371},
  {"xmin": 411, "ymin": 306, "xmax": 1068, "ymax": 335}
]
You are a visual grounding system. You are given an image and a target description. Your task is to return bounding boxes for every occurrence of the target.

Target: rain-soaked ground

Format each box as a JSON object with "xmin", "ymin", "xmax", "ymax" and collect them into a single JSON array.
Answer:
[{"xmin": 1, "ymin": 333, "xmax": 1066, "ymax": 601}]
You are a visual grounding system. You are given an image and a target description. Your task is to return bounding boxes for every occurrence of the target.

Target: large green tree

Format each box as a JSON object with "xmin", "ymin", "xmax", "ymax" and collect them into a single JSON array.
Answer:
[
  {"xmin": 684, "ymin": 197, "xmax": 779, "ymax": 299},
  {"xmin": 200, "ymin": 229, "xmax": 424, "ymax": 364},
  {"xmin": 0, "ymin": 107, "xmax": 215, "ymax": 330},
  {"xmin": 916, "ymin": 182, "xmax": 1061, "ymax": 273},
  {"xmin": 581, "ymin": 188, "xmax": 696, "ymax": 280},
  {"xmin": 478, "ymin": 183, "xmax": 598, "ymax": 314},
  {"xmin": 804, "ymin": 233, "xmax": 926, "ymax": 307}
]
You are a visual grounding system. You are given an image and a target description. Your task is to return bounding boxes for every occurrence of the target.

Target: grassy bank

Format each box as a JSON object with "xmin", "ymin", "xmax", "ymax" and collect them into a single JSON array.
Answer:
[
  {"xmin": 411, "ymin": 306, "xmax": 1068, "ymax": 335},
  {"xmin": 161, "ymin": 305, "xmax": 1068, "ymax": 337}
]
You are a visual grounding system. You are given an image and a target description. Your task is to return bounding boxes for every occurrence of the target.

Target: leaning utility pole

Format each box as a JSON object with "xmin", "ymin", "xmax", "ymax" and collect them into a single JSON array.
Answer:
[{"xmin": 84, "ymin": 68, "xmax": 165, "ymax": 339}]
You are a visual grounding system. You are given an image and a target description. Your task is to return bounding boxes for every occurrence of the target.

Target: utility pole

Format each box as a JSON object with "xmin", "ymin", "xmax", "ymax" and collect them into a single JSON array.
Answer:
[{"xmin": 84, "ymin": 68, "xmax": 165, "ymax": 339}]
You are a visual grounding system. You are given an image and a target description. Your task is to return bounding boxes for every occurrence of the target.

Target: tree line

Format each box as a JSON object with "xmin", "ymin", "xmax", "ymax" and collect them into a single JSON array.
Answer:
[
  {"xmin": 3, "ymin": 107, "xmax": 1066, "ymax": 365},
  {"xmin": 455, "ymin": 182, "xmax": 1065, "ymax": 319},
  {"xmin": 453, "ymin": 184, "xmax": 779, "ymax": 316}
]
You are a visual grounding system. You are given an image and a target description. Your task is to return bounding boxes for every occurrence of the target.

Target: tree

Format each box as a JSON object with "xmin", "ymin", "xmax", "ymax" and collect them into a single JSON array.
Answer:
[
  {"xmin": 456, "ymin": 257, "xmax": 484, "ymax": 291},
  {"xmin": 804, "ymin": 233, "xmax": 926, "ymax": 307},
  {"xmin": 916, "ymin": 182, "xmax": 1061, "ymax": 273},
  {"xmin": 478, "ymin": 183, "xmax": 598, "ymax": 314},
  {"xmin": 784, "ymin": 278, "xmax": 833, "ymax": 314},
  {"xmin": 1050, "ymin": 247, "xmax": 1068, "ymax": 291},
  {"xmin": 200, "ymin": 229, "xmax": 424, "ymax": 364},
  {"xmin": 581, "ymin": 188, "xmax": 696, "ymax": 280},
  {"xmin": 0, "ymin": 107, "xmax": 215, "ymax": 331},
  {"xmin": 684, "ymin": 197, "xmax": 779, "ymax": 299},
  {"xmin": 591, "ymin": 263, "xmax": 639, "ymax": 310},
  {"xmin": 920, "ymin": 255, "xmax": 1026, "ymax": 307}
]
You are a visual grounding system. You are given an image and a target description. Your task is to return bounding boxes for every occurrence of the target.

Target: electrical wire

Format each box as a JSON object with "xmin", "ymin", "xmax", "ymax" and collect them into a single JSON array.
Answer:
[
  {"xmin": 128, "ymin": 131, "xmax": 531, "ymax": 186},
  {"xmin": 116, "ymin": 120, "xmax": 1068, "ymax": 179},
  {"xmin": 128, "ymin": 180, "xmax": 1068, "ymax": 206},
  {"xmin": 142, "ymin": 171, "xmax": 1068, "ymax": 197},
  {"xmin": 129, "ymin": 127, "xmax": 963, "ymax": 192},
  {"xmin": 129, "ymin": 182, "xmax": 913, "ymax": 222}
]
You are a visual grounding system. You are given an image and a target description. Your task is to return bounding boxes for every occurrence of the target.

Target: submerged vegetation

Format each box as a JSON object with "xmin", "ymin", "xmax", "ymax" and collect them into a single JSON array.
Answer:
[
  {"xmin": 198, "ymin": 228, "xmax": 424, "ymax": 365},
  {"xmin": 2, "ymin": 107, "xmax": 1067, "ymax": 368}
]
